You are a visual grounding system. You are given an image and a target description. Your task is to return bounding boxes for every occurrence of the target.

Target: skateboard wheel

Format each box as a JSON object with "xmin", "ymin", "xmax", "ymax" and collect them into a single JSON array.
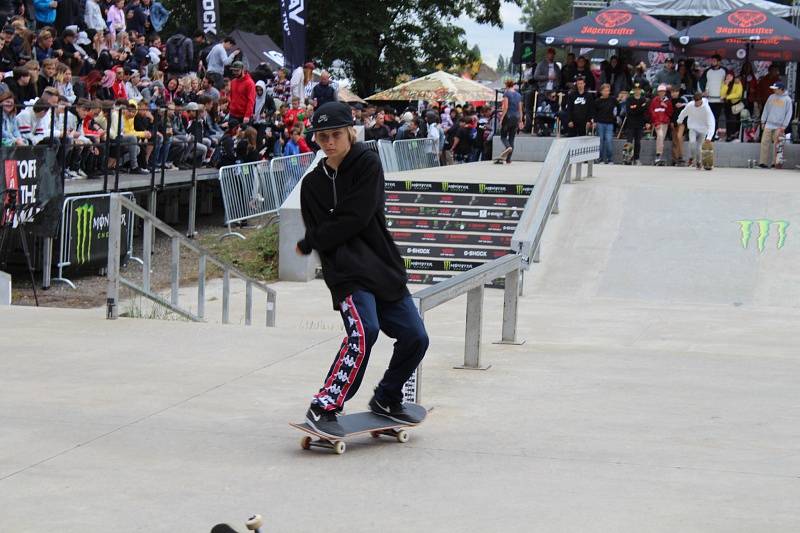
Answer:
[
  {"xmin": 370, "ymin": 431, "xmax": 380, "ymax": 439},
  {"xmin": 300, "ymin": 436, "xmax": 312, "ymax": 450},
  {"xmin": 396, "ymin": 430, "xmax": 409, "ymax": 443},
  {"xmin": 334, "ymin": 441, "xmax": 346, "ymax": 455},
  {"xmin": 246, "ymin": 514, "xmax": 263, "ymax": 530}
]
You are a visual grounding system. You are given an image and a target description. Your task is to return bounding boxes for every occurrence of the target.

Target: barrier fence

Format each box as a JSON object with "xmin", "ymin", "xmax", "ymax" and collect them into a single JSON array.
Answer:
[
  {"xmin": 393, "ymin": 138, "xmax": 440, "ymax": 171},
  {"xmin": 217, "ymin": 151, "xmax": 315, "ymax": 239},
  {"xmin": 52, "ymin": 192, "xmax": 141, "ymax": 288}
]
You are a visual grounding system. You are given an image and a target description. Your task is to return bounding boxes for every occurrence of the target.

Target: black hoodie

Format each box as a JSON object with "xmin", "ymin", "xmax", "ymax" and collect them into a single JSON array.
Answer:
[{"xmin": 298, "ymin": 142, "xmax": 408, "ymax": 308}]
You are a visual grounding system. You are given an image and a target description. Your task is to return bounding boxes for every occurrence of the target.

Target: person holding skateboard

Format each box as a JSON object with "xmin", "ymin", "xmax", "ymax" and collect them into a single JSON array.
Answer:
[
  {"xmin": 676, "ymin": 92, "xmax": 715, "ymax": 170},
  {"xmin": 758, "ymin": 81, "xmax": 793, "ymax": 169},
  {"xmin": 295, "ymin": 101, "xmax": 429, "ymax": 438}
]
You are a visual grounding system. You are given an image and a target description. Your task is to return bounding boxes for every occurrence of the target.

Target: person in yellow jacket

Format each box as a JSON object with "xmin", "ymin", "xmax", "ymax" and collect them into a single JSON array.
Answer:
[
  {"xmin": 108, "ymin": 98, "xmax": 147, "ymax": 174},
  {"xmin": 721, "ymin": 73, "xmax": 744, "ymax": 141}
]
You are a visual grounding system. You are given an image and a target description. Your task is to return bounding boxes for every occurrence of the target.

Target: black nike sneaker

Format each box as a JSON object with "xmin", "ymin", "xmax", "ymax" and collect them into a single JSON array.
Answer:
[
  {"xmin": 305, "ymin": 403, "xmax": 346, "ymax": 437},
  {"xmin": 368, "ymin": 393, "xmax": 423, "ymax": 424}
]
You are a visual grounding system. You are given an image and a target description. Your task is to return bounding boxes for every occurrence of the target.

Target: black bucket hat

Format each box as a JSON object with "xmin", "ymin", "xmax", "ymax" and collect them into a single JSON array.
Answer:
[{"xmin": 308, "ymin": 101, "xmax": 353, "ymax": 133}]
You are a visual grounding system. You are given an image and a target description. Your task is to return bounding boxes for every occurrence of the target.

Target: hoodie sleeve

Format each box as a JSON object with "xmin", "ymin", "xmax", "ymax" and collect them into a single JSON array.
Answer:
[
  {"xmin": 301, "ymin": 154, "xmax": 384, "ymax": 253},
  {"xmin": 704, "ymin": 103, "xmax": 715, "ymax": 140}
]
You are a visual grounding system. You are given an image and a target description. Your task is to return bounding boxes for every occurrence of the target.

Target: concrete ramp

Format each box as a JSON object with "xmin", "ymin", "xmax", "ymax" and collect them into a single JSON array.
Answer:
[{"xmin": 531, "ymin": 165, "xmax": 800, "ymax": 308}]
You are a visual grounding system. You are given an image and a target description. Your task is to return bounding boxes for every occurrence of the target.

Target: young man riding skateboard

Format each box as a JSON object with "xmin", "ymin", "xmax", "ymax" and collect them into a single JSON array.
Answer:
[{"xmin": 295, "ymin": 101, "xmax": 429, "ymax": 438}]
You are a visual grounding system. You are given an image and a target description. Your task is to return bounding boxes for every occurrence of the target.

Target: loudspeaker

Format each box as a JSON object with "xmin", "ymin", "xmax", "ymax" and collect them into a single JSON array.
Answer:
[{"xmin": 512, "ymin": 31, "xmax": 536, "ymax": 65}]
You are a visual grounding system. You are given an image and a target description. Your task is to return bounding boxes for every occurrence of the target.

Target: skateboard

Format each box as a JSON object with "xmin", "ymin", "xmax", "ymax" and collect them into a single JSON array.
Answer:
[
  {"xmin": 290, "ymin": 404, "xmax": 427, "ymax": 455},
  {"xmin": 622, "ymin": 142, "xmax": 634, "ymax": 165},
  {"xmin": 774, "ymin": 134, "xmax": 785, "ymax": 169},
  {"xmin": 494, "ymin": 147, "xmax": 512, "ymax": 164},
  {"xmin": 210, "ymin": 514, "xmax": 263, "ymax": 533},
  {"xmin": 701, "ymin": 139, "xmax": 714, "ymax": 170}
]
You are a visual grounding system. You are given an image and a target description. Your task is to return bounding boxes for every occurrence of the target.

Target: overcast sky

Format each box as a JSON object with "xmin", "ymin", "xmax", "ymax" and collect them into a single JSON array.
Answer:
[{"xmin": 459, "ymin": 3, "xmax": 527, "ymax": 70}]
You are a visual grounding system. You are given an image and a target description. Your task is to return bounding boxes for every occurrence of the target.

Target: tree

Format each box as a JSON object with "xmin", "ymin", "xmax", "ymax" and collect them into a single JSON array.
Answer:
[
  {"xmin": 163, "ymin": 0, "xmax": 516, "ymax": 96},
  {"xmin": 520, "ymin": 0, "xmax": 572, "ymax": 34},
  {"xmin": 497, "ymin": 54, "xmax": 506, "ymax": 74}
]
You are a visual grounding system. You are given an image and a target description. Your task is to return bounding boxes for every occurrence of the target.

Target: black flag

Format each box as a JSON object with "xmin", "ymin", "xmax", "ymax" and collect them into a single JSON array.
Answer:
[
  {"xmin": 280, "ymin": 0, "xmax": 306, "ymax": 70},
  {"xmin": 196, "ymin": 0, "xmax": 221, "ymax": 36}
]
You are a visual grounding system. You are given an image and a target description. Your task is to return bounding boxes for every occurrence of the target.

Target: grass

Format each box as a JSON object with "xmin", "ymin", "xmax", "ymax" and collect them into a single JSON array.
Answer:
[{"xmin": 198, "ymin": 223, "xmax": 280, "ymax": 282}]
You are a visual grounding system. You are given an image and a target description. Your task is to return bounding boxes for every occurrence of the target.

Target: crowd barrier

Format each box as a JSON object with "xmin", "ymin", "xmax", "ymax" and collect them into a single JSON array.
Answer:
[
  {"xmin": 218, "ymin": 151, "xmax": 315, "ymax": 239},
  {"xmin": 368, "ymin": 138, "xmax": 440, "ymax": 174}
]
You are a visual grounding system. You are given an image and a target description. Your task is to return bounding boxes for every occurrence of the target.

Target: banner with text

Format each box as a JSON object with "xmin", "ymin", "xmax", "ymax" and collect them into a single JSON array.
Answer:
[
  {"xmin": 0, "ymin": 145, "xmax": 62, "ymax": 238},
  {"xmin": 280, "ymin": 0, "xmax": 306, "ymax": 70},
  {"xmin": 68, "ymin": 195, "xmax": 132, "ymax": 269},
  {"xmin": 197, "ymin": 0, "xmax": 221, "ymax": 36}
]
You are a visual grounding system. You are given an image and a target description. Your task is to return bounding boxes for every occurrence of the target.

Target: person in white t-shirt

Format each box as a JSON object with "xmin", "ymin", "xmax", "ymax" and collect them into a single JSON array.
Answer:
[
  {"xmin": 699, "ymin": 54, "xmax": 727, "ymax": 139},
  {"xmin": 676, "ymin": 91, "xmax": 715, "ymax": 170}
]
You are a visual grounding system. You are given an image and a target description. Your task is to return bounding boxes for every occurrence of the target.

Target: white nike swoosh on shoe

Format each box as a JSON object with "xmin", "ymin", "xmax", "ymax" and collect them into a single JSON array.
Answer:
[
  {"xmin": 310, "ymin": 411, "xmax": 321, "ymax": 422},
  {"xmin": 374, "ymin": 400, "xmax": 391, "ymax": 413}
]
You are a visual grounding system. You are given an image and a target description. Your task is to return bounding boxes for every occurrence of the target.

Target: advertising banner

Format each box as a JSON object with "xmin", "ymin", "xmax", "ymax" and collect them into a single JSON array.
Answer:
[
  {"xmin": 68, "ymin": 195, "xmax": 131, "ymax": 269},
  {"xmin": 280, "ymin": 0, "xmax": 306, "ymax": 69},
  {"xmin": 0, "ymin": 145, "xmax": 62, "ymax": 238},
  {"xmin": 197, "ymin": 0, "xmax": 222, "ymax": 35}
]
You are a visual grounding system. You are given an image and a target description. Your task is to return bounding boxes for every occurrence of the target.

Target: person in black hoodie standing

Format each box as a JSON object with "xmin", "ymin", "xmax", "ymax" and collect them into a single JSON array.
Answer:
[
  {"xmin": 592, "ymin": 83, "xmax": 617, "ymax": 164},
  {"xmin": 625, "ymin": 82, "xmax": 649, "ymax": 165},
  {"xmin": 296, "ymin": 101, "xmax": 428, "ymax": 437},
  {"xmin": 566, "ymin": 75, "xmax": 593, "ymax": 137}
]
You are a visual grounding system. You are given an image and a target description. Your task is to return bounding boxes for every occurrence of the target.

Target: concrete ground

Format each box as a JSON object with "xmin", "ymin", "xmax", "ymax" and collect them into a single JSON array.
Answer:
[{"xmin": 2, "ymin": 163, "xmax": 800, "ymax": 532}]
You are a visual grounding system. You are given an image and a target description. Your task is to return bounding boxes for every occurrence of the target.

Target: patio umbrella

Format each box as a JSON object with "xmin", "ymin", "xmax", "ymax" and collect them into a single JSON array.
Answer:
[
  {"xmin": 365, "ymin": 70, "xmax": 496, "ymax": 102},
  {"xmin": 671, "ymin": 4, "xmax": 800, "ymax": 61},
  {"xmin": 337, "ymin": 86, "xmax": 366, "ymax": 104},
  {"xmin": 539, "ymin": 1, "xmax": 676, "ymax": 52}
]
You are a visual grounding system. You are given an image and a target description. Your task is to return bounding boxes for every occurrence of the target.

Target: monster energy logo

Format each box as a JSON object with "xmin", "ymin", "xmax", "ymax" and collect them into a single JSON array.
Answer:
[
  {"xmin": 443, "ymin": 260, "xmax": 451, "ymax": 271},
  {"xmin": 441, "ymin": 182, "xmax": 449, "ymax": 192},
  {"xmin": 75, "ymin": 203, "xmax": 95, "ymax": 264},
  {"xmin": 516, "ymin": 184, "xmax": 525, "ymax": 195},
  {"xmin": 404, "ymin": 258, "xmax": 412, "ymax": 269},
  {"xmin": 479, "ymin": 183, "xmax": 486, "ymax": 194},
  {"xmin": 737, "ymin": 219, "xmax": 789, "ymax": 251},
  {"xmin": 405, "ymin": 180, "xmax": 413, "ymax": 191}
]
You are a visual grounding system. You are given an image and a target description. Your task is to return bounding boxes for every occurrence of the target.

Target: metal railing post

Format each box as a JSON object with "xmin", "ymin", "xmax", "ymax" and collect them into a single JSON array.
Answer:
[
  {"xmin": 266, "ymin": 290, "xmax": 276, "ymax": 327},
  {"xmin": 565, "ymin": 163, "xmax": 573, "ymax": 184},
  {"xmin": 552, "ymin": 193, "xmax": 559, "ymax": 215},
  {"xmin": 143, "ymin": 218, "xmax": 152, "ymax": 292},
  {"xmin": 455, "ymin": 285, "xmax": 490, "ymax": 370},
  {"xmin": 245, "ymin": 281, "xmax": 253, "ymax": 326},
  {"xmin": 170, "ymin": 236, "xmax": 180, "ymax": 305},
  {"xmin": 106, "ymin": 194, "xmax": 122, "ymax": 319},
  {"xmin": 496, "ymin": 269, "xmax": 524, "ymax": 345},
  {"xmin": 532, "ymin": 243, "xmax": 541, "ymax": 263},
  {"xmin": 197, "ymin": 254, "xmax": 206, "ymax": 319},
  {"xmin": 587, "ymin": 161, "xmax": 594, "ymax": 177},
  {"xmin": 222, "ymin": 269, "xmax": 230, "ymax": 324},
  {"xmin": 42, "ymin": 238, "xmax": 52, "ymax": 289},
  {"xmin": 576, "ymin": 162, "xmax": 584, "ymax": 181},
  {"xmin": 187, "ymin": 180, "xmax": 198, "ymax": 238}
]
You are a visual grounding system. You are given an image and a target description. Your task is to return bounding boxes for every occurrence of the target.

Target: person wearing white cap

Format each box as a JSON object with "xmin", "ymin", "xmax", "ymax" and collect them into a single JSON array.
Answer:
[{"xmin": 647, "ymin": 84, "xmax": 673, "ymax": 165}]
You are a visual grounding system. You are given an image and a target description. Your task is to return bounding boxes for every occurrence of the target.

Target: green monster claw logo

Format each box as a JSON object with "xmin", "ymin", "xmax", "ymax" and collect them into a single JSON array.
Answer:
[
  {"xmin": 405, "ymin": 180, "xmax": 413, "ymax": 191},
  {"xmin": 441, "ymin": 182, "xmax": 449, "ymax": 192},
  {"xmin": 737, "ymin": 219, "xmax": 789, "ymax": 251},
  {"xmin": 75, "ymin": 203, "xmax": 95, "ymax": 264},
  {"xmin": 443, "ymin": 260, "xmax": 451, "ymax": 271},
  {"xmin": 479, "ymin": 184, "xmax": 486, "ymax": 194},
  {"xmin": 516, "ymin": 184, "xmax": 525, "ymax": 195},
  {"xmin": 404, "ymin": 258, "xmax": 412, "ymax": 269}
]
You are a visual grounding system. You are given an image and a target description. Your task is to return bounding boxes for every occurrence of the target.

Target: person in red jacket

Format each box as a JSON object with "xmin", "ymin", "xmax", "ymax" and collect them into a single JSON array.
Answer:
[
  {"xmin": 228, "ymin": 60, "xmax": 256, "ymax": 124},
  {"xmin": 111, "ymin": 66, "xmax": 127, "ymax": 100},
  {"xmin": 648, "ymin": 84, "xmax": 673, "ymax": 165}
]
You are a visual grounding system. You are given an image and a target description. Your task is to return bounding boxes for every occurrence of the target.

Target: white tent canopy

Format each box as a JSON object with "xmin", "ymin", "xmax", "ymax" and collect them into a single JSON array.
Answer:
[{"xmin": 622, "ymin": 0, "xmax": 792, "ymax": 17}]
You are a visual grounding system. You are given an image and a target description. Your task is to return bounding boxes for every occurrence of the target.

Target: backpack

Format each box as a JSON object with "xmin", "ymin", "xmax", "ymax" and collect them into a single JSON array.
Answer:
[{"xmin": 166, "ymin": 35, "xmax": 190, "ymax": 72}]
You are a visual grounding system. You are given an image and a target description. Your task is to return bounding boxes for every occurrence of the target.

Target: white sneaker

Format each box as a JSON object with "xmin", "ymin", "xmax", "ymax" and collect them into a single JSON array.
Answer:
[{"xmin": 77, "ymin": 169, "xmax": 88, "ymax": 178}]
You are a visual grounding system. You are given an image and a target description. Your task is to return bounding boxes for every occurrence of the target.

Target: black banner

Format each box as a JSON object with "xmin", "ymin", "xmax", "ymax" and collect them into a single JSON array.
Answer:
[
  {"xmin": 385, "ymin": 180, "xmax": 533, "ymax": 196},
  {"xmin": 391, "ymin": 230, "xmax": 512, "ymax": 247},
  {"xmin": 407, "ymin": 272, "xmax": 505, "ymax": 289},
  {"xmin": 280, "ymin": 0, "xmax": 306, "ymax": 70},
  {"xmin": 387, "ymin": 218, "xmax": 517, "ymax": 233},
  {"xmin": 386, "ymin": 204, "xmax": 522, "ymax": 221},
  {"xmin": 69, "ymin": 196, "xmax": 131, "ymax": 269},
  {"xmin": 398, "ymin": 244, "xmax": 510, "ymax": 261},
  {"xmin": 0, "ymin": 145, "xmax": 62, "ymax": 238},
  {"xmin": 196, "ymin": 0, "xmax": 221, "ymax": 35},
  {"xmin": 385, "ymin": 191, "xmax": 528, "ymax": 208},
  {"xmin": 402, "ymin": 257, "xmax": 483, "ymax": 273}
]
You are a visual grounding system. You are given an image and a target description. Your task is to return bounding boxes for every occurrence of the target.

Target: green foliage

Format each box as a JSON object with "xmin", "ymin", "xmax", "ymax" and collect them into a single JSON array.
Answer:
[
  {"xmin": 199, "ymin": 224, "xmax": 279, "ymax": 282},
  {"xmin": 162, "ymin": 0, "xmax": 515, "ymax": 96},
  {"xmin": 520, "ymin": 0, "xmax": 572, "ymax": 34}
]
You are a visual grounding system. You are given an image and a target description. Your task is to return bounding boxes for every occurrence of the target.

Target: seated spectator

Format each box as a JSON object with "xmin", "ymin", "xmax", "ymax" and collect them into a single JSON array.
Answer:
[
  {"xmin": 38, "ymin": 58, "xmax": 57, "ymax": 96},
  {"xmin": 7, "ymin": 67, "xmax": 36, "ymax": 104},
  {"xmin": 283, "ymin": 124, "xmax": 310, "ymax": 155},
  {"xmin": 17, "ymin": 99, "xmax": 53, "ymax": 145},
  {"xmin": 34, "ymin": 29, "xmax": 55, "ymax": 63},
  {"xmin": 166, "ymin": 101, "xmax": 205, "ymax": 168},
  {"xmin": 0, "ymin": 28, "xmax": 15, "ymax": 74},
  {"xmin": 53, "ymin": 27, "xmax": 83, "ymax": 74},
  {"xmin": 127, "ymin": 100, "xmax": 155, "ymax": 166},
  {"xmin": 125, "ymin": 70, "xmax": 144, "ymax": 103},
  {"xmin": 111, "ymin": 65, "xmax": 127, "ymax": 99},
  {"xmin": 84, "ymin": 0, "xmax": 107, "ymax": 33},
  {"xmin": 0, "ymin": 91, "xmax": 25, "ymax": 146},
  {"xmin": 55, "ymin": 62, "xmax": 76, "ymax": 104},
  {"xmin": 108, "ymin": 98, "xmax": 146, "ymax": 173}
]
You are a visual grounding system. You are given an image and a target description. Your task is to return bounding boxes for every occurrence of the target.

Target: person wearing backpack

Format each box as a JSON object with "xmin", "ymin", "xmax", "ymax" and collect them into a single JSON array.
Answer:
[{"xmin": 165, "ymin": 32, "xmax": 192, "ymax": 76}]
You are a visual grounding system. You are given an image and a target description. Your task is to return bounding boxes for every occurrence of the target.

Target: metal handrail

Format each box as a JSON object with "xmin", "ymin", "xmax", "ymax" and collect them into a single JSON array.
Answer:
[
  {"xmin": 106, "ymin": 193, "xmax": 277, "ymax": 326},
  {"xmin": 411, "ymin": 136, "xmax": 600, "ymax": 381}
]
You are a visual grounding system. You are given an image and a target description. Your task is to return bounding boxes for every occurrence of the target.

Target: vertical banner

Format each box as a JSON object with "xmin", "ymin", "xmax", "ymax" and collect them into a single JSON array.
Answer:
[
  {"xmin": 197, "ymin": 0, "xmax": 221, "ymax": 36},
  {"xmin": 280, "ymin": 0, "xmax": 306, "ymax": 70},
  {"xmin": 0, "ymin": 145, "xmax": 62, "ymax": 238},
  {"xmin": 69, "ymin": 196, "xmax": 131, "ymax": 269}
]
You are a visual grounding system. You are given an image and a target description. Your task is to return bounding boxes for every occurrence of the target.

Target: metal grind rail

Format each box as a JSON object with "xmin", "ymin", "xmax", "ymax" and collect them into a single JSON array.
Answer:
[
  {"xmin": 408, "ymin": 136, "xmax": 599, "ymax": 401},
  {"xmin": 106, "ymin": 193, "xmax": 276, "ymax": 326}
]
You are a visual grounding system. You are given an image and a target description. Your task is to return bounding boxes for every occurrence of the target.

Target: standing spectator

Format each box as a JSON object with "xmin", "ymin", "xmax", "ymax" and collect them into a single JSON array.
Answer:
[
  {"xmin": 631, "ymin": 62, "xmax": 651, "ymax": 94},
  {"xmin": 566, "ymin": 76, "xmax": 593, "ymax": 137},
  {"xmin": 365, "ymin": 110, "xmax": 390, "ymax": 141},
  {"xmin": 425, "ymin": 110, "xmax": 441, "ymax": 165},
  {"xmin": 228, "ymin": 60, "xmax": 255, "ymax": 124},
  {"xmin": 676, "ymin": 92, "xmax": 714, "ymax": 170},
  {"xmin": 282, "ymin": 95, "xmax": 305, "ymax": 132},
  {"xmin": 107, "ymin": 0, "xmax": 127, "ymax": 37},
  {"xmin": 290, "ymin": 61, "xmax": 313, "ymax": 102},
  {"xmin": 449, "ymin": 116, "xmax": 473, "ymax": 163},
  {"xmin": 669, "ymin": 86, "xmax": 688, "ymax": 165},
  {"xmin": 205, "ymin": 36, "xmax": 238, "ymax": 90},
  {"xmin": 111, "ymin": 65, "xmax": 127, "ymax": 99},
  {"xmin": 190, "ymin": 30, "xmax": 206, "ymax": 73},
  {"xmin": 624, "ymin": 82, "xmax": 648, "ymax": 165},
  {"xmin": 560, "ymin": 52, "xmax": 577, "ymax": 90},
  {"xmin": 125, "ymin": 0, "xmax": 148, "ymax": 36},
  {"xmin": 311, "ymin": 70, "xmax": 337, "ymax": 108},
  {"xmin": 84, "ymin": 0, "xmax": 106, "ymax": 32},
  {"xmin": 165, "ymin": 31, "xmax": 193, "ymax": 76},
  {"xmin": 648, "ymin": 84, "xmax": 673, "ymax": 165},
  {"xmin": 572, "ymin": 56, "xmax": 595, "ymax": 92},
  {"xmin": 699, "ymin": 54, "xmax": 727, "ymax": 138},
  {"xmin": 599, "ymin": 55, "xmax": 630, "ymax": 96},
  {"xmin": 653, "ymin": 58, "xmax": 680, "ymax": 91},
  {"xmin": 740, "ymin": 61, "xmax": 758, "ymax": 113},
  {"xmin": 498, "ymin": 78, "xmax": 523, "ymax": 163},
  {"xmin": 592, "ymin": 83, "xmax": 617, "ymax": 164},
  {"xmin": 148, "ymin": 0, "xmax": 171, "ymax": 33},
  {"xmin": 721, "ymin": 72, "xmax": 743, "ymax": 141},
  {"xmin": 533, "ymin": 47, "xmax": 561, "ymax": 93},
  {"xmin": 33, "ymin": 0, "xmax": 57, "ymax": 29},
  {"xmin": 755, "ymin": 64, "xmax": 781, "ymax": 120},
  {"xmin": 758, "ymin": 81, "xmax": 792, "ymax": 169},
  {"xmin": 0, "ymin": 92, "xmax": 25, "ymax": 146},
  {"xmin": 270, "ymin": 67, "xmax": 291, "ymax": 103}
]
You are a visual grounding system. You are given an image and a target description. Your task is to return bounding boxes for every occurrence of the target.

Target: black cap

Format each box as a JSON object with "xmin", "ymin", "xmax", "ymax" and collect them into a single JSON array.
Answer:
[
  {"xmin": 226, "ymin": 117, "xmax": 240, "ymax": 130},
  {"xmin": 308, "ymin": 101, "xmax": 353, "ymax": 133}
]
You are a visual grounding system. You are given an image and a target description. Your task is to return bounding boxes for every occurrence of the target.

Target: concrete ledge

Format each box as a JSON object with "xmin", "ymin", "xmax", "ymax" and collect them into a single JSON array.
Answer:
[
  {"xmin": 0, "ymin": 270, "xmax": 10, "ymax": 305},
  {"xmin": 494, "ymin": 135, "xmax": 800, "ymax": 168}
]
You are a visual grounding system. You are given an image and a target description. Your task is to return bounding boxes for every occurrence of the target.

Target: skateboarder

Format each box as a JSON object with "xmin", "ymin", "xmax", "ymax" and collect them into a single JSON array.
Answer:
[
  {"xmin": 648, "ymin": 84, "xmax": 673, "ymax": 165},
  {"xmin": 676, "ymin": 92, "xmax": 715, "ymax": 170},
  {"xmin": 624, "ymin": 82, "xmax": 648, "ymax": 165},
  {"xmin": 295, "ymin": 101, "xmax": 429, "ymax": 437},
  {"xmin": 758, "ymin": 81, "xmax": 793, "ymax": 169}
]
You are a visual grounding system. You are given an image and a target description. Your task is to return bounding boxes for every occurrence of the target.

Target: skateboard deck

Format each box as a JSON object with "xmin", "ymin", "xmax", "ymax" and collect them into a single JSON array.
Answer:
[
  {"xmin": 495, "ymin": 147, "xmax": 512, "ymax": 164},
  {"xmin": 290, "ymin": 403, "xmax": 427, "ymax": 454},
  {"xmin": 701, "ymin": 140, "xmax": 714, "ymax": 170},
  {"xmin": 775, "ymin": 134, "xmax": 785, "ymax": 169},
  {"xmin": 211, "ymin": 514, "xmax": 263, "ymax": 533},
  {"xmin": 622, "ymin": 142, "xmax": 634, "ymax": 165}
]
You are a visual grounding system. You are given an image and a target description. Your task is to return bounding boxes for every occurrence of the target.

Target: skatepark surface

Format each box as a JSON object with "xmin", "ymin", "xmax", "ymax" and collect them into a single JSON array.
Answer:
[{"xmin": 2, "ymin": 164, "xmax": 800, "ymax": 532}]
